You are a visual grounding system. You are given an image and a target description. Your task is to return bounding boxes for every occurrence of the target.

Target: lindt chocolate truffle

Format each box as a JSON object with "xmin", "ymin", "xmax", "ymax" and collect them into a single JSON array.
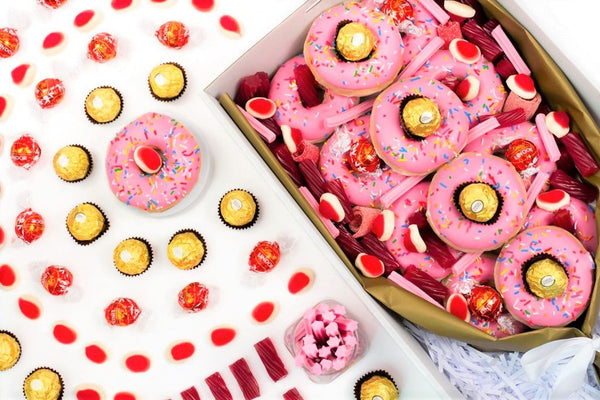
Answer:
[
  {"xmin": 218, "ymin": 189, "xmax": 259, "ymax": 229},
  {"xmin": 178, "ymin": 282, "xmax": 209, "ymax": 312},
  {"xmin": 0, "ymin": 331, "xmax": 21, "ymax": 371},
  {"xmin": 468, "ymin": 285, "xmax": 503, "ymax": 320},
  {"xmin": 11, "ymin": 135, "xmax": 41, "ymax": 170},
  {"xmin": 41, "ymin": 265, "xmax": 73, "ymax": 296},
  {"xmin": 113, "ymin": 238, "xmax": 152, "ymax": 276},
  {"xmin": 87, "ymin": 32, "xmax": 117, "ymax": 63},
  {"xmin": 354, "ymin": 370, "xmax": 399, "ymax": 400},
  {"xmin": 35, "ymin": 78, "xmax": 65, "ymax": 109},
  {"xmin": 380, "ymin": 0, "xmax": 413, "ymax": 25},
  {"xmin": 38, "ymin": 0, "xmax": 68, "ymax": 9},
  {"xmin": 148, "ymin": 62, "xmax": 187, "ymax": 101},
  {"xmin": 66, "ymin": 203, "xmax": 108, "ymax": 245},
  {"xmin": 167, "ymin": 230, "xmax": 206, "ymax": 270},
  {"xmin": 505, "ymin": 138, "xmax": 538, "ymax": 172},
  {"xmin": 400, "ymin": 95, "xmax": 441, "ymax": 140},
  {"xmin": 155, "ymin": 21, "xmax": 190, "ymax": 49},
  {"xmin": 53, "ymin": 145, "xmax": 92, "ymax": 182},
  {"xmin": 335, "ymin": 22, "xmax": 375, "ymax": 62},
  {"xmin": 347, "ymin": 139, "xmax": 381, "ymax": 173},
  {"xmin": 0, "ymin": 28, "xmax": 19, "ymax": 58},
  {"xmin": 15, "ymin": 208, "xmax": 45, "ymax": 244},
  {"xmin": 457, "ymin": 183, "xmax": 500, "ymax": 223},
  {"xmin": 85, "ymin": 86, "xmax": 123, "ymax": 124},
  {"xmin": 105, "ymin": 297, "xmax": 141, "ymax": 326},
  {"xmin": 525, "ymin": 257, "xmax": 568, "ymax": 299},
  {"xmin": 23, "ymin": 368, "xmax": 63, "ymax": 400},
  {"xmin": 248, "ymin": 241, "xmax": 280, "ymax": 273}
]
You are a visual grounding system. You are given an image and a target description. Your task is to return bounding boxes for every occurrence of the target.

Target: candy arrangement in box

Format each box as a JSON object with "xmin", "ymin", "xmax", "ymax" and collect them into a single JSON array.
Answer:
[{"xmin": 221, "ymin": 0, "xmax": 600, "ymax": 349}]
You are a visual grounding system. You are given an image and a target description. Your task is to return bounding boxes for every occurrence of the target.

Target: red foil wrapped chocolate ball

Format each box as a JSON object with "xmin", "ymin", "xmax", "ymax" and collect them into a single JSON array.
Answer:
[
  {"xmin": 11, "ymin": 135, "xmax": 41, "ymax": 170},
  {"xmin": 15, "ymin": 208, "xmax": 45, "ymax": 244},
  {"xmin": 41, "ymin": 265, "xmax": 73, "ymax": 296},
  {"xmin": 155, "ymin": 21, "xmax": 190, "ymax": 49},
  {"xmin": 38, "ymin": 0, "xmax": 68, "ymax": 9},
  {"xmin": 178, "ymin": 282, "xmax": 209, "ymax": 312},
  {"xmin": 88, "ymin": 32, "xmax": 118, "ymax": 63},
  {"xmin": 468, "ymin": 285, "xmax": 503, "ymax": 320},
  {"xmin": 105, "ymin": 297, "xmax": 141, "ymax": 326},
  {"xmin": 0, "ymin": 28, "xmax": 20, "ymax": 58},
  {"xmin": 380, "ymin": 0, "xmax": 414, "ymax": 25},
  {"xmin": 347, "ymin": 139, "xmax": 381, "ymax": 173},
  {"xmin": 35, "ymin": 78, "xmax": 65, "ymax": 109},
  {"xmin": 248, "ymin": 241, "xmax": 281, "ymax": 273},
  {"xmin": 505, "ymin": 139, "xmax": 538, "ymax": 172}
]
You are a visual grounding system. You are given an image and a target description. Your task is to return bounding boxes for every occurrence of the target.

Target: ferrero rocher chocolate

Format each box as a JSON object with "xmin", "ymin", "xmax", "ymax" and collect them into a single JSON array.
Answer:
[
  {"xmin": 459, "ymin": 183, "xmax": 499, "ymax": 223},
  {"xmin": 148, "ymin": 63, "xmax": 186, "ymax": 101},
  {"xmin": 526, "ymin": 258, "xmax": 568, "ymax": 299},
  {"xmin": 66, "ymin": 203, "xmax": 106, "ymax": 243},
  {"xmin": 23, "ymin": 368, "xmax": 62, "ymax": 400},
  {"xmin": 113, "ymin": 238, "xmax": 151, "ymax": 276},
  {"xmin": 219, "ymin": 190, "xmax": 257, "ymax": 228},
  {"xmin": 335, "ymin": 22, "xmax": 375, "ymax": 62},
  {"xmin": 0, "ymin": 332, "xmax": 20, "ymax": 371},
  {"xmin": 401, "ymin": 96, "xmax": 442, "ymax": 138},
  {"xmin": 53, "ymin": 145, "xmax": 91, "ymax": 182},
  {"xmin": 85, "ymin": 87, "xmax": 122, "ymax": 124},
  {"xmin": 359, "ymin": 375, "xmax": 399, "ymax": 400},
  {"xmin": 167, "ymin": 231, "xmax": 205, "ymax": 270}
]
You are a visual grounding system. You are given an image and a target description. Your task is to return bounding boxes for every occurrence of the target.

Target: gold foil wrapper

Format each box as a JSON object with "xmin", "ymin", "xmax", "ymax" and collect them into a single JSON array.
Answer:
[
  {"xmin": 23, "ymin": 368, "xmax": 62, "ymax": 400},
  {"xmin": 359, "ymin": 376, "xmax": 399, "ymax": 400},
  {"xmin": 220, "ymin": 190, "xmax": 257, "ymax": 227},
  {"xmin": 167, "ymin": 232, "xmax": 205, "ymax": 270},
  {"xmin": 113, "ymin": 238, "xmax": 151, "ymax": 276},
  {"xmin": 459, "ymin": 183, "xmax": 499, "ymax": 223},
  {"xmin": 401, "ymin": 97, "xmax": 441, "ymax": 138},
  {"xmin": 526, "ymin": 258, "xmax": 568, "ymax": 299},
  {"xmin": 0, "ymin": 333, "xmax": 20, "ymax": 371},
  {"xmin": 66, "ymin": 203, "xmax": 106, "ymax": 242},
  {"xmin": 149, "ymin": 63, "xmax": 186, "ymax": 99},
  {"xmin": 336, "ymin": 22, "xmax": 375, "ymax": 62},
  {"xmin": 85, "ymin": 87, "xmax": 122, "ymax": 123},
  {"xmin": 52, "ymin": 146, "xmax": 90, "ymax": 182}
]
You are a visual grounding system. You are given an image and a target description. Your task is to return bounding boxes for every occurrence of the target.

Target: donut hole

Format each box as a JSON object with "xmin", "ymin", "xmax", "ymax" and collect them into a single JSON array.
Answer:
[
  {"xmin": 334, "ymin": 20, "xmax": 376, "ymax": 63},
  {"xmin": 453, "ymin": 182, "xmax": 503, "ymax": 225},
  {"xmin": 521, "ymin": 253, "xmax": 569, "ymax": 299}
]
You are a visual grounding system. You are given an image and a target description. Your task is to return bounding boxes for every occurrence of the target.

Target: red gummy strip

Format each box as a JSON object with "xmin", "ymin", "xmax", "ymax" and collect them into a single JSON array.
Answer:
[
  {"xmin": 479, "ymin": 108, "xmax": 526, "ymax": 128},
  {"xmin": 560, "ymin": 132, "xmax": 600, "ymax": 177},
  {"xmin": 421, "ymin": 229, "xmax": 457, "ymax": 269},
  {"xmin": 359, "ymin": 233, "xmax": 401, "ymax": 275},
  {"xmin": 439, "ymin": 74, "xmax": 460, "ymax": 91},
  {"xmin": 298, "ymin": 159, "xmax": 326, "ymax": 200},
  {"xmin": 293, "ymin": 64, "xmax": 321, "ymax": 108},
  {"xmin": 556, "ymin": 143, "xmax": 576, "ymax": 175},
  {"xmin": 85, "ymin": 344, "xmax": 107, "ymax": 364},
  {"xmin": 482, "ymin": 19, "xmax": 499, "ymax": 35},
  {"xmin": 0, "ymin": 264, "xmax": 16, "ymax": 287},
  {"xmin": 325, "ymin": 179, "xmax": 353, "ymax": 223},
  {"xmin": 335, "ymin": 226, "xmax": 366, "ymax": 261},
  {"xmin": 403, "ymin": 265, "xmax": 449, "ymax": 304},
  {"xmin": 170, "ymin": 341, "xmax": 195, "ymax": 361},
  {"xmin": 234, "ymin": 72, "xmax": 270, "ymax": 106},
  {"xmin": 192, "ymin": 0, "xmax": 214, "ymax": 12},
  {"xmin": 271, "ymin": 143, "xmax": 304, "ymax": 187},
  {"xmin": 459, "ymin": 0, "xmax": 487, "ymax": 24},
  {"xmin": 181, "ymin": 386, "xmax": 201, "ymax": 400},
  {"xmin": 549, "ymin": 169, "xmax": 598, "ymax": 203},
  {"xmin": 205, "ymin": 372, "xmax": 233, "ymax": 400},
  {"xmin": 283, "ymin": 388, "xmax": 304, "ymax": 400},
  {"xmin": 53, "ymin": 323, "xmax": 77, "ymax": 344},
  {"xmin": 495, "ymin": 57, "xmax": 517, "ymax": 80},
  {"xmin": 229, "ymin": 358, "xmax": 260, "ymax": 400},
  {"xmin": 124, "ymin": 354, "xmax": 151, "ymax": 373},
  {"xmin": 461, "ymin": 20, "xmax": 503, "ymax": 62},
  {"xmin": 254, "ymin": 337, "xmax": 288, "ymax": 382},
  {"xmin": 407, "ymin": 210, "xmax": 428, "ymax": 230},
  {"xmin": 261, "ymin": 117, "xmax": 282, "ymax": 137},
  {"xmin": 553, "ymin": 208, "xmax": 575, "ymax": 234}
]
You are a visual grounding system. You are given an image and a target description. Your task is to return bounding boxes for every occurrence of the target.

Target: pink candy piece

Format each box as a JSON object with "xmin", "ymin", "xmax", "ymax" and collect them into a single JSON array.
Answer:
[
  {"xmin": 324, "ymin": 100, "xmax": 374, "ymax": 129},
  {"xmin": 419, "ymin": 0, "xmax": 450, "ymax": 24},
  {"xmin": 388, "ymin": 271, "xmax": 445, "ymax": 309},
  {"xmin": 525, "ymin": 171, "xmax": 551, "ymax": 213},
  {"xmin": 299, "ymin": 186, "xmax": 339, "ymax": 239},
  {"xmin": 491, "ymin": 25, "xmax": 531, "ymax": 75},
  {"xmin": 380, "ymin": 176, "xmax": 426, "ymax": 209},
  {"xmin": 451, "ymin": 252, "xmax": 483, "ymax": 276},
  {"xmin": 399, "ymin": 36, "xmax": 445, "ymax": 80},
  {"xmin": 466, "ymin": 117, "xmax": 500, "ymax": 144},
  {"xmin": 236, "ymin": 105, "xmax": 276, "ymax": 143},
  {"xmin": 535, "ymin": 113, "xmax": 561, "ymax": 162}
]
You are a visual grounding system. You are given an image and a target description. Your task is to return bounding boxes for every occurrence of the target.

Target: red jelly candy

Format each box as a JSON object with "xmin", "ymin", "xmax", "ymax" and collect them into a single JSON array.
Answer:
[
  {"xmin": 288, "ymin": 268, "xmax": 314, "ymax": 294},
  {"xmin": 124, "ymin": 353, "xmax": 151, "ymax": 373},
  {"xmin": 192, "ymin": 0, "xmax": 215, "ymax": 12},
  {"xmin": 42, "ymin": 32, "xmax": 65, "ymax": 53},
  {"xmin": 85, "ymin": 343, "xmax": 108, "ymax": 364},
  {"xmin": 15, "ymin": 209, "xmax": 45, "ymax": 244},
  {"xmin": 38, "ymin": 0, "xmax": 68, "ymax": 8},
  {"xmin": 155, "ymin": 21, "xmax": 190, "ymax": 49},
  {"xmin": 347, "ymin": 139, "xmax": 381, "ymax": 173},
  {"xmin": 251, "ymin": 301, "xmax": 278, "ymax": 324},
  {"xmin": 88, "ymin": 33, "xmax": 118, "ymax": 63},
  {"xmin": 76, "ymin": 387, "xmax": 103, "ymax": 400},
  {"xmin": 114, "ymin": 393, "xmax": 137, "ymax": 400},
  {"xmin": 53, "ymin": 322, "xmax": 77, "ymax": 344},
  {"xmin": 104, "ymin": 298, "xmax": 141, "ymax": 326},
  {"xmin": 41, "ymin": 265, "xmax": 73, "ymax": 295},
  {"xmin": 505, "ymin": 139, "xmax": 538, "ymax": 172},
  {"xmin": 234, "ymin": 71, "xmax": 270, "ymax": 106},
  {"xmin": 178, "ymin": 282, "xmax": 209, "ymax": 312},
  {"xmin": 468, "ymin": 285, "xmax": 503, "ymax": 320},
  {"xmin": 248, "ymin": 241, "xmax": 280, "ymax": 273},
  {"xmin": 18, "ymin": 295, "xmax": 42, "ymax": 319},
  {"xmin": 553, "ymin": 208, "xmax": 575, "ymax": 234},
  {"xmin": 35, "ymin": 78, "xmax": 65, "ymax": 108},
  {"xmin": 0, "ymin": 264, "xmax": 17, "ymax": 289},
  {"xmin": 11, "ymin": 135, "xmax": 41, "ymax": 169},
  {"xmin": 0, "ymin": 28, "xmax": 19, "ymax": 58},
  {"xmin": 169, "ymin": 341, "xmax": 195, "ymax": 362},
  {"xmin": 219, "ymin": 15, "xmax": 241, "ymax": 38},
  {"xmin": 210, "ymin": 327, "xmax": 236, "ymax": 347}
]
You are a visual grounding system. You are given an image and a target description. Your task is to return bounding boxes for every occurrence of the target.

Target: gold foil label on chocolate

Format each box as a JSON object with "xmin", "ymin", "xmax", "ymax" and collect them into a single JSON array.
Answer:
[
  {"xmin": 359, "ymin": 375, "xmax": 399, "ymax": 400},
  {"xmin": 335, "ymin": 22, "xmax": 375, "ymax": 62},
  {"xmin": 526, "ymin": 258, "xmax": 568, "ymax": 299},
  {"xmin": 401, "ymin": 97, "xmax": 441, "ymax": 138},
  {"xmin": 458, "ymin": 183, "xmax": 499, "ymax": 223}
]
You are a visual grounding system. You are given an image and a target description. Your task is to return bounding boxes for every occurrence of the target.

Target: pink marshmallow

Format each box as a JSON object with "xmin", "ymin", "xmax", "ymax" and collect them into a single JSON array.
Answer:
[{"xmin": 325, "ymin": 322, "xmax": 339, "ymax": 337}]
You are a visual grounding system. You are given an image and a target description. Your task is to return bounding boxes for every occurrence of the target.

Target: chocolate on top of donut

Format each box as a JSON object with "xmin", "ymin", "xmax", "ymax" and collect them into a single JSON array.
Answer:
[
  {"xmin": 521, "ymin": 253, "xmax": 569, "ymax": 299},
  {"xmin": 334, "ymin": 20, "xmax": 376, "ymax": 62},
  {"xmin": 453, "ymin": 181, "xmax": 503, "ymax": 224},
  {"xmin": 398, "ymin": 94, "xmax": 442, "ymax": 141}
]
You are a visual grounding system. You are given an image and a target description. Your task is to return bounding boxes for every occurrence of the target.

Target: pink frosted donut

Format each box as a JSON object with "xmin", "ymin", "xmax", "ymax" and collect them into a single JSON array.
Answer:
[
  {"xmin": 370, "ymin": 77, "xmax": 469, "ymax": 175},
  {"xmin": 525, "ymin": 196, "xmax": 597, "ymax": 254},
  {"xmin": 401, "ymin": 1, "xmax": 440, "ymax": 65},
  {"xmin": 319, "ymin": 114, "xmax": 407, "ymax": 207},
  {"xmin": 444, "ymin": 255, "xmax": 526, "ymax": 338},
  {"xmin": 495, "ymin": 226, "xmax": 595, "ymax": 328},
  {"xmin": 386, "ymin": 181, "xmax": 458, "ymax": 279},
  {"xmin": 427, "ymin": 152, "xmax": 527, "ymax": 252},
  {"xmin": 416, "ymin": 50, "xmax": 506, "ymax": 126},
  {"xmin": 464, "ymin": 122, "xmax": 556, "ymax": 188},
  {"xmin": 269, "ymin": 55, "xmax": 357, "ymax": 143},
  {"xmin": 303, "ymin": 1, "xmax": 404, "ymax": 97},
  {"xmin": 105, "ymin": 112, "xmax": 202, "ymax": 213}
]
